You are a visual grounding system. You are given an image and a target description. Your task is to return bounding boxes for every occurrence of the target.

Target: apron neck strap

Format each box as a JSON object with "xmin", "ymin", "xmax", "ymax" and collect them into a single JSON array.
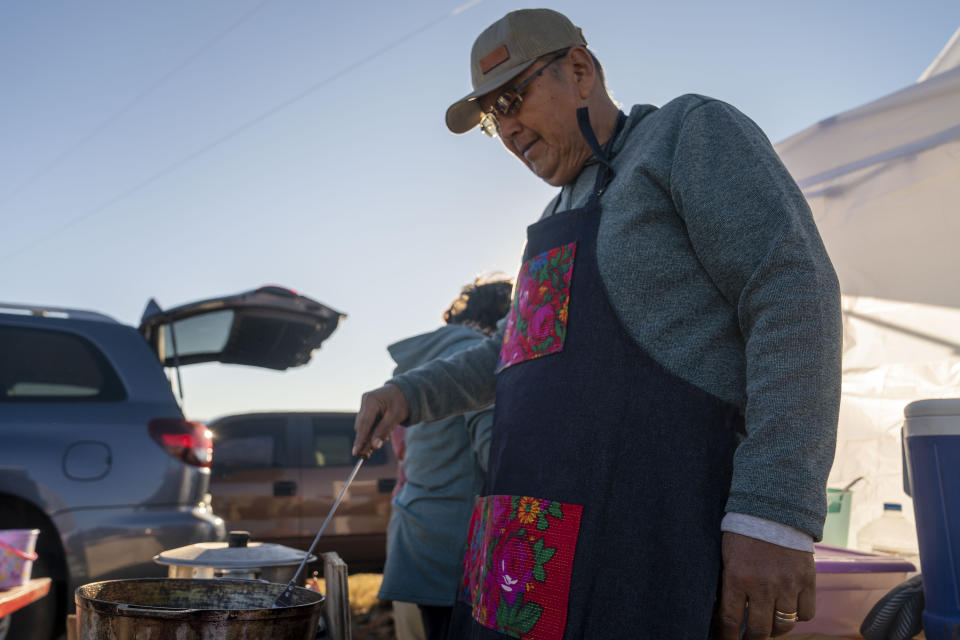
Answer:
[
  {"xmin": 577, "ymin": 107, "xmax": 626, "ymax": 197},
  {"xmin": 576, "ymin": 107, "xmax": 626, "ymax": 172}
]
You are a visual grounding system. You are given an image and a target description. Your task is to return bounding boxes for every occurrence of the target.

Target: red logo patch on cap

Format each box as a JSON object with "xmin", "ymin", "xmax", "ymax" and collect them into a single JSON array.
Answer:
[{"xmin": 479, "ymin": 45, "xmax": 509, "ymax": 74}]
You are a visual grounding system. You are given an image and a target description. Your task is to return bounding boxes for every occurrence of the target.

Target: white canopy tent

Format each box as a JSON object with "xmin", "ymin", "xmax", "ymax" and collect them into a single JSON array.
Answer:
[{"xmin": 775, "ymin": 27, "xmax": 960, "ymax": 556}]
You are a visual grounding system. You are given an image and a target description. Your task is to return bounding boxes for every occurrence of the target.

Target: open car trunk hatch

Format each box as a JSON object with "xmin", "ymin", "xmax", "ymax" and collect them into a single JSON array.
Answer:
[{"xmin": 138, "ymin": 286, "xmax": 345, "ymax": 371}]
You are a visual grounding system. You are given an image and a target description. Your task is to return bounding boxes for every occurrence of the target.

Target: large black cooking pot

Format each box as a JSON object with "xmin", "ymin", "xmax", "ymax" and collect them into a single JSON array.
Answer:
[{"xmin": 75, "ymin": 578, "xmax": 324, "ymax": 639}]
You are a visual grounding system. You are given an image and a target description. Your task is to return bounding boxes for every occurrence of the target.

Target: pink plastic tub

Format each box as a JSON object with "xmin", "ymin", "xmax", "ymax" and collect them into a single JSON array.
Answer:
[
  {"xmin": 0, "ymin": 529, "xmax": 40, "ymax": 588},
  {"xmin": 790, "ymin": 544, "xmax": 916, "ymax": 638}
]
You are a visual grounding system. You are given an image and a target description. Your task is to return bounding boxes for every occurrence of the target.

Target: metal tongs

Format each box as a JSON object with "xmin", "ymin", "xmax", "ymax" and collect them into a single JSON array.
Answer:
[{"xmin": 272, "ymin": 455, "xmax": 366, "ymax": 608}]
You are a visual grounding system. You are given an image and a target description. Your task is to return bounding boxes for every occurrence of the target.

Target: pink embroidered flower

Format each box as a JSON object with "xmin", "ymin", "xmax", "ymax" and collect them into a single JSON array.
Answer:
[
  {"xmin": 516, "ymin": 278, "xmax": 535, "ymax": 320},
  {"xmin": 530, "ymin": 305, "xmax": 555, "ymax": 343},
  {"xmin": 494, "ymin": 535, "xmax": 534, "ymax": 605}
]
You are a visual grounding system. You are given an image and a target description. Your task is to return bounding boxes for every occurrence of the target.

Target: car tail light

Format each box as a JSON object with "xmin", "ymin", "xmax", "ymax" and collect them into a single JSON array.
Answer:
[
  {"xmin": 148, "ymin": 419, "xmax": 212, "ymax": 467},
  {"xmin": 257, "ymin": 285, "xmax": 298, "ymax": 297}
]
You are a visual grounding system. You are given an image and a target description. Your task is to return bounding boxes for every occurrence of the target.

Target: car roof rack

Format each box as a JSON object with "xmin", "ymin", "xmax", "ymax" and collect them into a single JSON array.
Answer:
[{"xmin": 0, "ymin": 302, "xmax": 119, "ymax": 323}]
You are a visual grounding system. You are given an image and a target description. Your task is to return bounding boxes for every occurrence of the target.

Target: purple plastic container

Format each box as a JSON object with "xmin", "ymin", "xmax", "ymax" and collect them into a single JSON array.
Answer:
[
  {"xmin": 0, "ymin": 528, "xmax": 40, "ymax": 588},
  {"xmin": 791, "ymin": 544, "xmax": 916, "ymax": 638}
]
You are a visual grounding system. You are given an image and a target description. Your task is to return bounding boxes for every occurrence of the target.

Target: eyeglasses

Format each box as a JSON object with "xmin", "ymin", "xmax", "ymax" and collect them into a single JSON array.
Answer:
[{"xmin": 479, "ymin": 48, "xmax": 570, "ymax": 138}]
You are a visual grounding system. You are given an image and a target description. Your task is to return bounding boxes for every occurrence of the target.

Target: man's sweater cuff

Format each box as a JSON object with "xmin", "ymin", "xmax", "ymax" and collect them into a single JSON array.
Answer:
[
  {"xmin": 721, "ymin": 512, "xmax": 814, "ymax": 552},
  {"xmin": 388, "ymin": 376, "xmax": 421, "ymax": 426}
]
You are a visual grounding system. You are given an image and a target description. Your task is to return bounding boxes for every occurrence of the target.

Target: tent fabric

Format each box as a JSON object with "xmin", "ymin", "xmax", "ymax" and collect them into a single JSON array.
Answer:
[
  {"xmin": 776, "ymin": 64, "xmax": 960, "ymax": 309},
  {"xmin": 774, "ymin": 28, "xmax": 960, "ymax": 560},
  {"xmin": 833, "ymin": 296, "xmax": 960, "ymax": 547},
  {"xmin": 919, "ymin": 26, "xmax": 960, "ymax": 82},
  {"xmin": 777, "ymin": 63, "xmax": 960, "ymax": 191}
]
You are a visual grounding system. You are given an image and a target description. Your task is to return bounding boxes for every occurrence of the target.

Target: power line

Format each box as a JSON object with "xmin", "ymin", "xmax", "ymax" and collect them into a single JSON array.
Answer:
[
  {"xmin": 0, "ymin": 0, "xmax": 482, "ymax": 266},
  {"xmin": 0, "ymin": 0, "xmax": 274, "ymax": 209}
]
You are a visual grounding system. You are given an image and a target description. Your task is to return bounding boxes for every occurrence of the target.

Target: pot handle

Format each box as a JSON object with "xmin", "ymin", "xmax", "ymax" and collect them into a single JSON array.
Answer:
[{"xmin": 116, "ymin": 603, "xmax": 199, "ymax": 617}]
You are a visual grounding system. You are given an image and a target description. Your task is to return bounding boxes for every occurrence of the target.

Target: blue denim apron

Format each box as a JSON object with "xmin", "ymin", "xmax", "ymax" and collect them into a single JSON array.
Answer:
[{"xmin": 450, "ymin": 111, "xmax": 744, "ymax": 640}]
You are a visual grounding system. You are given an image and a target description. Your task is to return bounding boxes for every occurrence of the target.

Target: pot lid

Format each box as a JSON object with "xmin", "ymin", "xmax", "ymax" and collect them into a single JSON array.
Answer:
[{"xmin": 153, "ymin": 531, "xmax": 316, "ymax": 569}]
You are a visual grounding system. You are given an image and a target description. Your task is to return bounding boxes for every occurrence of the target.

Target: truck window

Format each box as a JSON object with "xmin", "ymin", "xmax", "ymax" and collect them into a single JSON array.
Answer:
[
  {"xmin": 211, "ymin": 417, "xmax": 288, "ymax": 474},
  {"xmin": 310, "ymin": 415, "xmax": 386, "ymax": 467}
]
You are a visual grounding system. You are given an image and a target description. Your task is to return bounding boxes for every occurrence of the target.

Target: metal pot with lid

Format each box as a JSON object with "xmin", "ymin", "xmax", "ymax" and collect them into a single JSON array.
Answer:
[
  {"xmin": 154, "ymin": 531, "xmax": 317, "ymax": 584},
  {"xmin": 75, "ymin": 577, "xmax": 324, "ymax": 640}
]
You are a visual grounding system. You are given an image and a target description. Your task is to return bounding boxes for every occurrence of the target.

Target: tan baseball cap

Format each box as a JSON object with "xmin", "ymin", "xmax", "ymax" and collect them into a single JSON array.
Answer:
[{"xmin": 445, "ymin": 8, "xmax": 587, "ymax": 134}]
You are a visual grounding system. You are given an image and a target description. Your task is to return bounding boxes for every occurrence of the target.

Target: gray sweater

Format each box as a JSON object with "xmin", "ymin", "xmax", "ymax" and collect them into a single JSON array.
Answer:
[{"xmin": 393, "ymin": 95, "xmax": 841, "ymax": 540}]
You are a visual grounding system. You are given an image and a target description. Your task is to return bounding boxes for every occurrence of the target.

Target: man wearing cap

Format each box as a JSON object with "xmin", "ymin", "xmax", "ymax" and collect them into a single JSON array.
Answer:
[{"xmin": 353, "ymin": 8, "xmax": 841, "ymax": 640}]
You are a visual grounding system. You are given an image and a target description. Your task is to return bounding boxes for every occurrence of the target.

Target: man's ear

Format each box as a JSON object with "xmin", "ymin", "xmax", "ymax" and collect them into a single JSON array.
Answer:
[{"xmin": 568, "ymin": 47, "xmax": 596, "ymax": 100}]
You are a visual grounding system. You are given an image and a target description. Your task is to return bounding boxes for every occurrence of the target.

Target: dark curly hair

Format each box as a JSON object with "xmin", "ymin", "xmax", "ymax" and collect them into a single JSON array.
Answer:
[{"xmin": 443, "ymin": 276, "xmax": 513, "ymax": 334}]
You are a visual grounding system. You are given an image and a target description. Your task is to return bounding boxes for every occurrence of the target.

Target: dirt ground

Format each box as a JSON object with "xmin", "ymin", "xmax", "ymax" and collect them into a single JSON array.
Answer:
[{"xmin": 349, "ymin": 573, "xmax": 395, "ymax": 640}]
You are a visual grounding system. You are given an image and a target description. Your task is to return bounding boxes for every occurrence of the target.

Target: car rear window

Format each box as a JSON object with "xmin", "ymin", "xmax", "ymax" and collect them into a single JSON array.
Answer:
[
  {"xmin": 211, "ymin": 417, "xmax": 289, "ymax": 473},
  {"xmin": 311, "ymin": 415, "xmax": 386, "ymax": 467},
  {"xmin": 0, "ymin": 325, "xmax": 126, "ymax": 402}
]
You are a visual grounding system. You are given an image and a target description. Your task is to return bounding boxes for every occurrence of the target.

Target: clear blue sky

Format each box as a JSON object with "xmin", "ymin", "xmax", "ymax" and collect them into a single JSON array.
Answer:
[{"xmin": 3, "ymin": 1, "xmax": 958, "ymax": 420}]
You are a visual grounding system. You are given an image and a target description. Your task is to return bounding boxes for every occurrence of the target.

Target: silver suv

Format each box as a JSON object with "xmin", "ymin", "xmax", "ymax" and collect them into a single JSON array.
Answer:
[{"xmin": 0, "ymin": 286, "xmax": 344, "ymax": 640}]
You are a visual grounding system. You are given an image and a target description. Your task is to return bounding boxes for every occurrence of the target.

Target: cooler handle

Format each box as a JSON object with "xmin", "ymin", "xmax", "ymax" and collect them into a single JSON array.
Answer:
[
  {"xmin": 0, "ymin": 539, "xmax": 38, "ymax": 562},
  {"xmin": 901, "ymin": 427, "xmax": 912, "ymax": 497}
]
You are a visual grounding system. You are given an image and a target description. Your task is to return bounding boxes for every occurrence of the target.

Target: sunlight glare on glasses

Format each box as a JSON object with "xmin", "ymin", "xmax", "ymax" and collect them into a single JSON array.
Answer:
[{"xmin": 480, "ymin": 112, "xmax": 499, "ymax": 137}]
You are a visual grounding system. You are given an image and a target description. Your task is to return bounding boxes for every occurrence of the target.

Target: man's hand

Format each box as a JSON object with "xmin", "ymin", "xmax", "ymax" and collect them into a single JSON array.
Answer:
[
  {"xmin": 352, "ymin": 383, "xmax": 410, "ymax": 459},
  {"xmin": 714, "ymin": 532, "xmax": 816, "ymax": 639}
]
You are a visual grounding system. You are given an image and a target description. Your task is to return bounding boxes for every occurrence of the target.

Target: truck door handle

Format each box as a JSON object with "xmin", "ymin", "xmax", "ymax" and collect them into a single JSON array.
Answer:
[
  {"xmin": 273, "ymin": 481, "xmax": 297, "ymax": 496},
  {"xmin": 377, "ymin": 478, "xmax": 397, "ymax": 494}
]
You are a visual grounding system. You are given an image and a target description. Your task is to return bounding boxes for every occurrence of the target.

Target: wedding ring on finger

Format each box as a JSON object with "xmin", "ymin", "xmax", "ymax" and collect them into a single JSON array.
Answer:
[{"xmin": 773, "ymin": 609, "xmax": 799, "ymax": 624}]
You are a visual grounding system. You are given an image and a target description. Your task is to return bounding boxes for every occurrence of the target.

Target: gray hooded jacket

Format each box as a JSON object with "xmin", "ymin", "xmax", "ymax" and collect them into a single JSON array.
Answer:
[{"xmin": 378, "ymin": 324, "xmax": 494, "ymax": 606}]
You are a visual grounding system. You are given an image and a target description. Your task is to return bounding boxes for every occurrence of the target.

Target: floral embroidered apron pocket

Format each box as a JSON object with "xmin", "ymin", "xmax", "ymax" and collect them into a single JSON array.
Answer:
[
  {"xmin": 496, "ymin": 242, "xmax": 577, "ymax": 373},
  {"xmin": 458, "ymin": 494, "xmax": 583, "ymax": 639}
]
